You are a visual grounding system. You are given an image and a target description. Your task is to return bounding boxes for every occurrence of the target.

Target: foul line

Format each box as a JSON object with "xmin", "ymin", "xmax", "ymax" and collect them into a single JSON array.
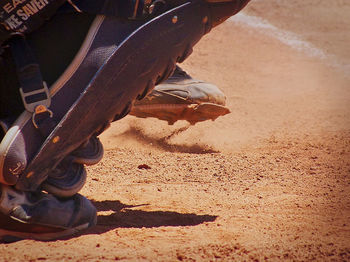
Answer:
[{"xmin": 229, "ymin": 13, "xmax": 350, "ymax": 77}]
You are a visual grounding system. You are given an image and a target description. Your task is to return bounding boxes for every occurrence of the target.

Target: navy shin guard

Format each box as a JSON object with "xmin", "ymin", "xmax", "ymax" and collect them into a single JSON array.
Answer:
[
  {"xmin": 1, "ymin": 1, "xmax": 212, "ymax": 191},
  {"xmin": 1, "ymin": 0, "xmax": 251, "ymax": 192}
]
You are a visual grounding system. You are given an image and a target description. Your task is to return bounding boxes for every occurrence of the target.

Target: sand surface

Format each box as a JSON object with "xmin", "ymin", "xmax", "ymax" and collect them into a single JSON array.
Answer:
[{"xmin": 1, "ymin": 0, "xmax": 350, "ymax": 261}]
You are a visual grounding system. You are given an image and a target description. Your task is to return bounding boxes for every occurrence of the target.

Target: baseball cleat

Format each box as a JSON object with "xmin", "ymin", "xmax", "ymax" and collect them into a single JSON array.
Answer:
[
  {"xmin": 130, "ymin": 66, "xmax": 231, "ymax": 125},
  {"xmin": 0, "ymin": 185, "xmax": 96, "ymax": 241}
]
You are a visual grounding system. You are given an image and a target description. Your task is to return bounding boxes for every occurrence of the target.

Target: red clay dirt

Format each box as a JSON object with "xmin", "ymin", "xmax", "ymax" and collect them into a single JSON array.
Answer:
[{"xmin": 1, "ymin": 0, "xmax": 350, "ymax": 261}]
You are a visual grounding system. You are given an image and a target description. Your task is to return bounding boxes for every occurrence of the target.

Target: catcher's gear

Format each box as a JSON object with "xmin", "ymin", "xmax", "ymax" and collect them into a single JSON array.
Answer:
[
  {"xmin": 0, "ymin": 184, "xmax": 97, "ymax": 241},
  {"xmin": 0, "ymin": 0, "xmax": 210, "ymax": 190},
  {"xmin": 0, "ymin": 0, "xmax": 251, "ymax": 191},
  {"xmin": 0, "ymin": 0, "xmax": 251, "ymax": 241},
  {"xmin": 130, "ymin": 66, "xmax": 230, "ymax": 125}
]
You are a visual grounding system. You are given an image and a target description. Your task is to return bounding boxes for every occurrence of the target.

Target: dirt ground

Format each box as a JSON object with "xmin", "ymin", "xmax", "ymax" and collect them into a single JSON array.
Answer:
[{"xmin": 1, "ymin": 0, "xmax": 350, "ymax": 261}]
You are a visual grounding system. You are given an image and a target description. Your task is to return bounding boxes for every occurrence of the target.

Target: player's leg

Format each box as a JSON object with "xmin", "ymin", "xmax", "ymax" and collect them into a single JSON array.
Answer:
[
  {"xmin": 0, "ymin": 10, "xmax": 98, "ymax": 242},
  {"xmin": 0, "ymin": 1, "xmax": 204, "ymax": 242},
  {"xmin": 3, "ymin": 0, "xmax": 219, "ymax": 192},
  {"xmin": 0, "ymin": 0, "xmax": 251, "ymax": 241}
]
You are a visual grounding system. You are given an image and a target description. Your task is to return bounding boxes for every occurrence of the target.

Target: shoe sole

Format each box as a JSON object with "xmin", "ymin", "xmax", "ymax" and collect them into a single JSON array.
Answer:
[
  {"xmin": 130, "ymin": 102, "xmax": 230, "ymax": 125},
  {"xmin": 0, "ymin": 222, "xmax": 91, "ymax": 242}
]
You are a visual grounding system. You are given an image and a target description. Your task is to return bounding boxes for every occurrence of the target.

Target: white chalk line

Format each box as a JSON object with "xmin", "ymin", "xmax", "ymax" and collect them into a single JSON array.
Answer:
[{"xmin": 229, "ymin": 13, "xmax": 350, "ymax": 77}]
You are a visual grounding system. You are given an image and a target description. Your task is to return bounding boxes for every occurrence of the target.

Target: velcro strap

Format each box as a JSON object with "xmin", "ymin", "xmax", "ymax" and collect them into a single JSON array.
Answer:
[{"xmin": 9, "ymin": 35, "xmax": 51, "ymax": 113}]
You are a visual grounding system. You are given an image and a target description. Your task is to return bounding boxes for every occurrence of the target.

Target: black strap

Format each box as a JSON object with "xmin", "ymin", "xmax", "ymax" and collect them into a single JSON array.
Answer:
[
  {"xmin": 8, "ymin": 35, "xmax": 51, "ymax": 113},
  {"xmin": 0, "ymin": 25, "xmax": 11, "ymax": 46}
]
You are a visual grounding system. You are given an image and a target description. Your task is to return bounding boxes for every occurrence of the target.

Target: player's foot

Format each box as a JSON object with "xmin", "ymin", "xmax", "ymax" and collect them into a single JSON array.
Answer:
[
  {"xmin": 0, "ymin": 185, "xmax": 97, "ymax": 242},
  {"xmin": 130, "ymin": 66, "xmax": 230, "ymax": 125}
]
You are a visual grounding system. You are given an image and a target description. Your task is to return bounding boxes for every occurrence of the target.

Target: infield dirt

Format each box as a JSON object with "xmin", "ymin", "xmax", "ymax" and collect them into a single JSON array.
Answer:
[{"xmin": 1, "ymin": 0, "xmax": 350, "ymax": 261}]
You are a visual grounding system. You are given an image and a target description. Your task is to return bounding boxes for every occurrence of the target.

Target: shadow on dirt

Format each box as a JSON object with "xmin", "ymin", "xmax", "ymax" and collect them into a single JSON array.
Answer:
[
  {"xmin": 86, "ymin": 199, "xmax": 217, "ymax": 234},
  {"xmin": 0, "ymin": 199, "xmax": 216, "ymax": 244},
  {"xmin": 119, "ymin": 125, "xmax": 219, "ymax": 154}
]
